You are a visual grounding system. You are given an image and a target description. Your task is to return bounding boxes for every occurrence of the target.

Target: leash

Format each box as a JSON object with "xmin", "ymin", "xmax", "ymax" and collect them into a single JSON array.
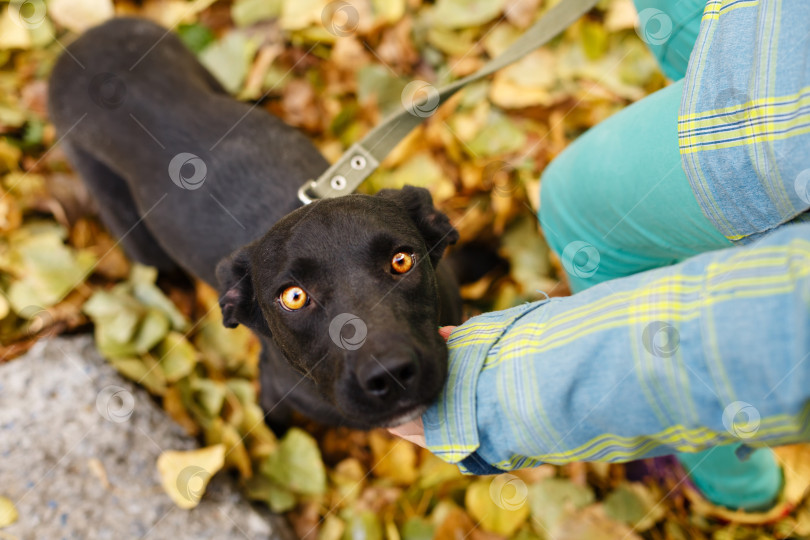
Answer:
[{"xmin": 298, "ymin": 0, "xmax": 601, "ymax": 205}]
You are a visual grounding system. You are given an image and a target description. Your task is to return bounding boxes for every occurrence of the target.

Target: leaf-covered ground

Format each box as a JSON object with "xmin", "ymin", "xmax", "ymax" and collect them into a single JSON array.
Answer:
[{"xmin": 1, "ymin": 0, "xmax": 810, "ymax": 538}]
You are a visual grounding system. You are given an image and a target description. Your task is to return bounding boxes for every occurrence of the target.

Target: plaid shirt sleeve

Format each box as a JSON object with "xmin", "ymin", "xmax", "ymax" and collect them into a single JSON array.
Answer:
[
  {"xmin": 423, "ymin": 223, "xmax": 810, "ymax": 474},
  {"xmin": 679, "ymin": 0, "xmax": 810, "ymax": 243}
]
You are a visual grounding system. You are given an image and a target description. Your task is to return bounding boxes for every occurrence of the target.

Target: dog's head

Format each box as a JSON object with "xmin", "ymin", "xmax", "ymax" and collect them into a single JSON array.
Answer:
[{"xmin": 216, "ymin": 186, "xmax": 458, "ymax": 428}]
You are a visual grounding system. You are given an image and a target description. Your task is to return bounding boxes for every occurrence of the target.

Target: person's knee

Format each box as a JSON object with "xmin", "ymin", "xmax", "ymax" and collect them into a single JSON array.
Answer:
[
  {"xmin": 539, "ymin": 161, "xmax": 606, "ymax": 293},
  {"xmin": 539, "ymin": 156, "xmax": 582, "ymax": 261}
]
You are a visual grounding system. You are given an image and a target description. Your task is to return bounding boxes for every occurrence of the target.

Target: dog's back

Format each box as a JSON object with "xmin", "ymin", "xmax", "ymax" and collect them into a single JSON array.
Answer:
[{"xmin": 48, "ymin": 18, "xmax": 329, "ymax": 284}]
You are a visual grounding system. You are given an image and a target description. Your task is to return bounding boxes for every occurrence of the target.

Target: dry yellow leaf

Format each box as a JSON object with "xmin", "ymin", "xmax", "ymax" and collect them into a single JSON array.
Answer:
[
  {"xmin": 49, "ymin": 0, "xmax": 114, "ymax": 33},
  {"xmin": 157, "ymin": 444, "xmax": 225, "ymax": 509},
  {"xmin": 775, "ymin": 444, "xmax": 810, "ymax": 505},
  {"xmin": 0, "ymin": 496, "xmax": 18, "ymax": 528},
  {"xmin": 369, "ymin": 431, "xmax": 418, "ymax": 485}
]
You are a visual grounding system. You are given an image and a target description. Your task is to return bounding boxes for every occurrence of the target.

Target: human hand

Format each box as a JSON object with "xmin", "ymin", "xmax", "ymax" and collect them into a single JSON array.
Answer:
[{"xmin": 387, "ymin": 326, "xmax": 456, "ymax": 448}]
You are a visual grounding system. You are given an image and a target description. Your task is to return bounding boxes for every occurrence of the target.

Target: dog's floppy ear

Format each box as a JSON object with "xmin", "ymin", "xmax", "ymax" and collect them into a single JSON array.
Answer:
[
  {"xmin": 215, "ymin": 247, "xmax": 271, "ymax": 336},
  {"xmin": 376, "ymin": 185, "xmax": 459, "ymax": 264}
]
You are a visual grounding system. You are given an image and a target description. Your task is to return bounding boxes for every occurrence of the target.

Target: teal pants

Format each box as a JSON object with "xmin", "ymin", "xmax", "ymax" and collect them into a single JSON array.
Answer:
[{"xmin": 538, "ymin": 0, "xmax": 781, "ymax": 511}]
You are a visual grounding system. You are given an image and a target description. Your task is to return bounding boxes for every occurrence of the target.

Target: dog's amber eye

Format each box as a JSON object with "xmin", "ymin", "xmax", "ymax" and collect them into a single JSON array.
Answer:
[
  {"xmin": 280, "ymin": 286, "xmax": 308, "ymax": 310},
  {"xmin": 391, "ymin": 252, "xmax": 414, "ymax": 274}
]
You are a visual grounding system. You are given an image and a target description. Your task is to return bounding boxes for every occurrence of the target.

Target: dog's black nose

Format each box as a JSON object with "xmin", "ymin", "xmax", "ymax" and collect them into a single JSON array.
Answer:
[{"xmin": 357, "ymin": 355, "xmax": 418, "ymax": 399}]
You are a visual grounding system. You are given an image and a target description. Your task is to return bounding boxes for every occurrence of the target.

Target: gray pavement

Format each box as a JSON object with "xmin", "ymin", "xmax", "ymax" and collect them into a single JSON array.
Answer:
[{"xmin": 0, "ymin": 336, "xmax": 292, "ymax": 540}]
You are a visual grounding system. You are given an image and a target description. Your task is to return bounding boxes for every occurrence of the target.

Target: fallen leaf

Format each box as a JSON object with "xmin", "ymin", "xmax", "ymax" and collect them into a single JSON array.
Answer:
[
  {"xmin": 369, "ymin": 431, "xmax": 418, "ymax": 485},
  {"xmin": 465, "ymin": 477, "xmax": 530, "ymax": 537},
  {"xmin": 500, "ymin": 214, "xmax": 553, "ymax": 294},
  {"xmin": 262, "ymin": 427, "xmax": 326, "ymax": 496},
  {"xmin": 163, "ymin": 385, "xmax": 200, "ymax": 436},
  {"xmin": 232, "ymin": 0, "xmax": 282, "ymax": 27},
  {"xmin": 107, "ymin": 355, "xmax": 167, "ymax": 396},
  {"xmin": 4, "ymin": 223, "xmax": 97, "ymax": 313},
  {"xmin": 554, "ymin": 505, "xmax": 642, "ymax": 540},
  {"xmin": 48, "ymin": 0, "xmax": 114, "ymax": 32},
  {"xmin": 774, "ymin": 444, "xmax": 810, "ymax": 505},
  {"xmin": 604, "ymin": 0, "xmax": 639, "ymax": 32},
  {"xmin": 490, "ymin": 50, "xmax": 557, "ymax": 109},
  {"xmin": 504, "ymin": 0, "xmax": 541, "ymax": 29},
  {"xmin": 603, "ymin": 482, "xmax": 665, "ymax": 532},
  {"xmin": 190, "ymin": 378, "xmax": 227, "ymax": 418},
  {"xmin": 343, "ymin": 510, "xmax": 383, "ymax": 540},
  {"xmin": 244, "ymin": 474, "xmax": 297, "ymax": 513},
  {"xmin": 529, "ymin": 477, "xmax": 595, "ymax": 534},
  {"xmin": 0, "ymin": 8, "xmax": 31, "ymax": 50},
  {"xmin": 400, "ymin": 517, "xmax": 434, "ymax": 540},
  {"xmin": 433, "ymin": 0, "xmax": 505, "ymax": 29},
  {"xmin": 157, "ymin": 332, "xmax": 197, "ymax": 382},
  {"xmin": 467, "ymin": 111, "xmax": 527, "ymax": 157},
  {"xmin": 330, "ymin": 457, "xmax": 366, "ymax": 505},
  {"xmin": 157, "ymin": 444, "xmax": 226, "ymax": 509},
  {"xmin": 199, "ymin": 30, "xmax": 259, "ymax": 94},
  {"xmin": 130, "ymin": 265, "xmax": 189, "ymax": 331},
  {"xmin": 434, "ymin": 505, "xmax": 477, "ymax": 540},
  {"xmin": 371, "ymin": 0, "xmax": 405, "ymax": 24},
  {"xmin": 0, "ymin": 496, "xmax": 18, "ymax": 528},
  {"xmin": 320, "ymin": 514, "xmax": 346, "ymax": 540},
  {"xmin": 280, "ymin": 0, "xmax": 327, "ymax": 31}
]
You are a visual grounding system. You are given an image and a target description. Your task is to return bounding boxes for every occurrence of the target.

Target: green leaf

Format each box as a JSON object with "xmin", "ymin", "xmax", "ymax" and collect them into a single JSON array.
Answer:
[
  {"xmin": 529, "ymin": 478, "xmax": 595, "ymax": 534},
  {"xmin": 226, "ymin": 378, "xmax": 256, "ymax": 405},
  {"xmin": 603, "ymin": 483, "xmax": 666, "ymax": 532},
  {"xmin": 580, "ymin": 19, "xmax": 609, "ymax": 60},
  {"xmin": 401, "ymin": 518, "xmax": 434, "ymax": 540},
  {"xmin": 342, "ymin": 511, "xmax": 383, "ymax": 540},
  {"xmin": 130, "ymin": 264, "xmax": 188, "ymax": 331},
  {"xmin": 245, "ymin": 474, "xmax": 296, "ymax": 512},
  {"xmin": 267, "ymin": 483, "xmax": 297, "ymax": 513},
  {"xmin": 157, "ymin": 332, "xmax": 198, "ymax": 383},
  {"xmin": 232, "ymin": 0, "xmax": 282, "ymax": 27},
  {"xmin": 511, "ymin": 525, "xmax": 543, "ymax": 540},
  {"xmin": 107, "ymin": 356, "xmax": 167, "ymax": 395},
  {"xmin": 427, "ymin": 26, "xmax": 478, "ymax": 56},
  {"xmin": 467, "ymin": 111, "xmax": 527, "ymax": 157},
  {"xmin": 193, "ymin": 287, "xmax": 258, "ymax": 375},
  {"xmin": 356, "ymin": 65, "xmax": 408, "ymax": 118},
  {"xmin": 501, "ymin": 214, "xmax": 553, "ymax": 295},
  {"xmin": 5, "ymin": 224, "xmax": 96, "ymax": 312},
  {"xmin": 177, "ymin": 23, "xmax": 216, "ymax": 55},
  {"xmin": 261, "ymin": 427, "xmax": 326, "ymax": 496},
  {"xmin": 199, "ymin": 30, "xmax": 259, "ymax": 95},
  {"xmin": 84, "ymin": 288, "xmax": 143, "ymax": 356},
  {"xmin": 131, "ymin": 309, "xmax": 171, "ymax": 355},
  {"xmin": 190, "ymin": 378, "xmax": 227, "ymax": 418},
  {"xmin": 22, "ymin": 119, "xmax": 45, "ymax": 147},
  {"xmin": 553, "ymin": 506, "xmax": 642, "ymax": 540},
  {"xmin": 384, "ymin": 153, "xmax": 447, "ymax": 191},
  {"xmin": 433, "ymin": 0, "xmax": 506, "ymax": 29}
]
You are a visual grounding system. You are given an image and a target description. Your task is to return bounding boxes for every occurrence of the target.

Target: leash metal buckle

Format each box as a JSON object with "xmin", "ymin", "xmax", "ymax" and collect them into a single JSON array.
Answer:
[{"xmin": 298, "ymin": 180, "xmax": 319, "ymax": 205}]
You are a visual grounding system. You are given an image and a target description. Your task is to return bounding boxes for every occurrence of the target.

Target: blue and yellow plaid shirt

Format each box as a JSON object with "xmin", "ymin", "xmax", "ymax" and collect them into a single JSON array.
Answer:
[
  {"xmin": 680, "ymin": 0, "xmax": 810, "ymax": 243},
  {"xmin": 423, "ymin": 0, "xmax": 810, "ymax": 475}
]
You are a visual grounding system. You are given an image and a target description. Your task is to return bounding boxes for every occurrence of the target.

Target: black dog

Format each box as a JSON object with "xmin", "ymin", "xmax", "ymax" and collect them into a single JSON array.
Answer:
[{"xmin": 48, "ymin": 18, "xmax": 462, "ymax": 429}]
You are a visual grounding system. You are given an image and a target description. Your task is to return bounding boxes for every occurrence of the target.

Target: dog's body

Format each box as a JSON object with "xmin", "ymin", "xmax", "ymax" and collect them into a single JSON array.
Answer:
[{"xmin": 49, "ymin": 18, "xmax": 461, "ymax": 429}]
